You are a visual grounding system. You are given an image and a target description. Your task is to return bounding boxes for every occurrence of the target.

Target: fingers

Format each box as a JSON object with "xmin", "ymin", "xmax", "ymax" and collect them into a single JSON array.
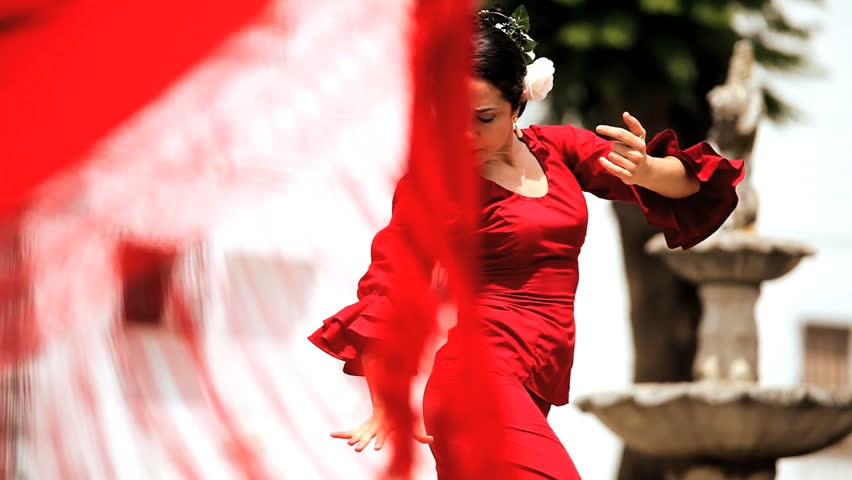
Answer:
[
  {"xmin": 346, "ymin": 426, "xmax": 364, "ymax": 446},
  {"xmin": 622, "ymin": 111, "xmax": 646, "ymax": 140},
  {"xmin": 598, "ymin": 156, "xmax": 634, "ymax": 184},
  {"xmin": 610, "ymin": 142, "xmax": 646, "ymax": 164},
  {"xmin": 596, "ymin": 123, "xmax": 645, "ymax": 150},
  {"xmin": 606, "ymin": 137, "xmax": 649, "ymax": 186},
  {"xmin": 353, "ymin": 426, "xmax": 378, "ymax": 452},
  {"xmin": 374, "ymin": 431, "xmax": 386, "ymax": 451},
  {"xmin": 332, "ymin": 423, "xmax": 387, "ymax": 452},
  {"xmin": 606, "ymin": 150, "xmax": 635, "ymax": 174},
  {"xmin": 332, "ymin": 418, "xmax": 433, "ymax": 452},
  {"xmin": 413, "ymin": 424, "xmax": 434, "ymax": 444},
  {"xmin": 596, "ymin": 111, "xmax": 647, "ymax": 144}
]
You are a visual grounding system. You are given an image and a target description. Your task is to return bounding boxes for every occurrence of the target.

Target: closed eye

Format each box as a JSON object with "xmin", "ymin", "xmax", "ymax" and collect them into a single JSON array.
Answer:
[{"xmin": 478, "ymin": 116, "xmax": 495, "ymax": 123}]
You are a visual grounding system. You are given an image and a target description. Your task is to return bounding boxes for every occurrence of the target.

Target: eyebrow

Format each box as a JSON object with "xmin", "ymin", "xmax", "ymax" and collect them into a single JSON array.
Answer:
[{"xmin": 476, "ymin": 107, "xmax": 498, "ymax": 113}]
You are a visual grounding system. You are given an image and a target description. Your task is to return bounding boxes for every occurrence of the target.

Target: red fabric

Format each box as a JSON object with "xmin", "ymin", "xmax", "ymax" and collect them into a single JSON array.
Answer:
[
  {"xmin": 308, "ymin": 176, "xmax": 433, "ymax": 376},
  {"xmin": 3, "ymin": 0, "xmax": 459, "ymax": 478},
  {"xmin": 345, "ymin": 1, "xmax": 486, "ymax": 477},
  {"xmin": 639, "ymin": 129, "xmax": 746, "ymax": 249},
  {"xmin": 0, "ymin": 0, "xmax": 270, "ymax": 216},
  {"xmin": 423, "ymin": 363, "xmax": 581, "ymax": 480},
  {"xmin": 309, "ymin": 123, "xmax": 743, "ymax": 407}
]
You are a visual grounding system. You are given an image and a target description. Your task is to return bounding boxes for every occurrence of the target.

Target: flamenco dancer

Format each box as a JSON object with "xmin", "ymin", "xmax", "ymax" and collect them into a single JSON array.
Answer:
[{"xmin": 309, "ymin": 8, "xmax": 743, "ymax": 479}]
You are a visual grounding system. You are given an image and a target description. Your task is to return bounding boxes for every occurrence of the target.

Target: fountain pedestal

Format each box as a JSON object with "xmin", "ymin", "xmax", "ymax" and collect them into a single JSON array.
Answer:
[
  {"xmin": 695, "ymin": 283, "xmax": 760, "ymax": 382},
  {"xmin": 647, "ymin": 230, "xmax": 814, "ymax": 384}
]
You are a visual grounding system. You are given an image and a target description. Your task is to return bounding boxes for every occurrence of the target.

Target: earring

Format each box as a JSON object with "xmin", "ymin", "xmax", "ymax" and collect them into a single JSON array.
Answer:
[{"xmin": 513, "ymin": 116, "xmax": 523, "ymax": 139}]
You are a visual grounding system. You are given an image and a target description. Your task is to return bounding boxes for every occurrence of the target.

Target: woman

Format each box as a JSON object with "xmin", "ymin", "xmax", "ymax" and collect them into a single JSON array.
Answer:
[{"xmin": 309, "ymin": 9, "xmax": 743, "ymax": 479}]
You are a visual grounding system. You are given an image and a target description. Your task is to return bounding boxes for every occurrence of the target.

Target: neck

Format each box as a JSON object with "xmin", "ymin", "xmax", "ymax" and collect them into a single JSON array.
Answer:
[{"xmin": 483, "ymin": 135, "xmax": 522, "ymax": 168}]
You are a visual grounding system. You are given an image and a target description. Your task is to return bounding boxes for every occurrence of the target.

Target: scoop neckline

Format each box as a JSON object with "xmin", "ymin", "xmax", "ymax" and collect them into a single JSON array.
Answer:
[{"xmin": 480, "ymin": 128, "xmax": 550, "ymax": 200}]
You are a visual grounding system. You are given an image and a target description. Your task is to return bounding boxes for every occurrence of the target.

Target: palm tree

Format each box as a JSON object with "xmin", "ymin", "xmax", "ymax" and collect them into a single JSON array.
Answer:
[{"xmin": 482, "ymin": 2, "xmax": 818, "ymax": 479}]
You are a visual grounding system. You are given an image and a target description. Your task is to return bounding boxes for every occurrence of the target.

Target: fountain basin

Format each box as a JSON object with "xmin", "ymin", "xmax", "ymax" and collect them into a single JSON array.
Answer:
[
  {"xmin": 575, "ymin": 382, "xmax": 852, "ymax": 461},
  {"xmin": 646, "ymin": 230, "xmax": 814, "ymax": 284}
]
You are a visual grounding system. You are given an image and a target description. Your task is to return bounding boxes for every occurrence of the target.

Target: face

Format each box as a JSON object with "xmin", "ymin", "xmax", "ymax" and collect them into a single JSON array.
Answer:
[{"xmin": 469, "ymin": 77, "xmax": 518, "ymax": 162}]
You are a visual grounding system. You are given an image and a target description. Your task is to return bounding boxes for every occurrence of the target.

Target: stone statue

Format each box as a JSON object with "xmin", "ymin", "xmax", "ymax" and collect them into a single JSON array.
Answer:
[{"xmin": 706, "ymin": 39, "xmax": 761, "ymax": 231}]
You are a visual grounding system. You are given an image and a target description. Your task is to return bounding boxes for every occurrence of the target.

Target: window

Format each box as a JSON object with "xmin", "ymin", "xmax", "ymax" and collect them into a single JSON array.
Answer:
[
  {"xmin": 803, "ymin": 323, "xmax": 852, "ymax": 455},
  {"xmin": 118, "ymin": 244, "xmax": 178, "ymax": 326},
  {"xmin": 803, "ymin": 324, "xmax": 851, "ymax": 387}
]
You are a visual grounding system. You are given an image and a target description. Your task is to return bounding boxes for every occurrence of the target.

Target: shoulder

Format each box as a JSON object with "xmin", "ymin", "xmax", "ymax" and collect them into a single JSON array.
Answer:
[
  {"xmin": 527, "ymin": 123, "xmax": 577, "ymax": 140},
  {"xmin": 525, "ymin": 123, "xmax": 591, "ymax": 153},
  {"xmin": 528, "ymin": 123, "xmax": 602, "ymax": 140},
  {"xmin": 525, "ymin": 123, "xmax": 613, "ymax": 167}
]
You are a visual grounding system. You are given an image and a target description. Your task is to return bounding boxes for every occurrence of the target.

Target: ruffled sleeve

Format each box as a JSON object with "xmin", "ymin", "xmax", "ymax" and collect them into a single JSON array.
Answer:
[
  {"xmin": 308, "ymin": 176, "xmax": 433, "ymax": 376},
  {"xmin": 633, "ymin": 129, "xmax": 745, "ymax": 249},
  {"xmin": 530, "ymin": 124, "xmax": 744, "ymax": 250}
]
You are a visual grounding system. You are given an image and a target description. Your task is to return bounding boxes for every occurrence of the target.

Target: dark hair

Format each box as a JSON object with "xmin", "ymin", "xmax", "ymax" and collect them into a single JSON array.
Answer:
[{"xmin": 473, "ymin": 24, "xmax": 528, "ymax": 116}]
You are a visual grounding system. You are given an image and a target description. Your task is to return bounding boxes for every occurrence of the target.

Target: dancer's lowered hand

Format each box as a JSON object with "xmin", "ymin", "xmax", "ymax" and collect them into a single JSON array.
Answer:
[{"xmin": 331, "ymin": 408, "xmax": 433, "ymax": 452}]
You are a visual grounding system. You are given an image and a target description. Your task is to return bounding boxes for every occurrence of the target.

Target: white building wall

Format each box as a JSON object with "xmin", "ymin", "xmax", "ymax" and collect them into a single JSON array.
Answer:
[{"xmin": 756, "ymin": 0, "xmax": 852, "ymax": 477}]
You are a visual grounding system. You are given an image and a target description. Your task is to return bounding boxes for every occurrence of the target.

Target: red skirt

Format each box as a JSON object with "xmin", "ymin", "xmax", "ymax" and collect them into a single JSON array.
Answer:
[{"xmin": 422, "ymin": 353, "xmax": 582, "ymax": 480}]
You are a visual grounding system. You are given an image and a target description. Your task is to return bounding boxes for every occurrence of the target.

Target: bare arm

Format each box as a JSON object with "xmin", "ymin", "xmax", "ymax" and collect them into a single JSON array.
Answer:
[
  {"xmin": 642, "ymin": 154, "xmax": 700, "ymax": 198},
  {"xmin": 361, "ymin": 349, "xmax": 385, "ymax": 411}
]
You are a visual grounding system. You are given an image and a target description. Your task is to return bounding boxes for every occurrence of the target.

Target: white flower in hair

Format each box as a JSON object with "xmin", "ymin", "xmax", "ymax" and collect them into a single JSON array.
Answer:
[{"xmin": 524, "ymin": 57, "xmax": 554, "ymax": 102}]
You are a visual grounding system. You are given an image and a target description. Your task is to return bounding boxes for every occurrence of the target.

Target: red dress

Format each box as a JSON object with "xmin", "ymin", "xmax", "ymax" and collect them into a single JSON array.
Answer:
[{"xmin": 308, "ymin": 124, "xmax": 743, "ymax": 478}]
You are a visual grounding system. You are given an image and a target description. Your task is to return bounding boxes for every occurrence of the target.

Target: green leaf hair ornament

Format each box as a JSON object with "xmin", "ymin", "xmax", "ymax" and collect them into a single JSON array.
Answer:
[
  {"xmin": 478, "ymin": 6, "xmax": 555, "ymax": 102},
  {"xmin": 479, "ymin": 6, "xmax": 538, "ymax": 64}
]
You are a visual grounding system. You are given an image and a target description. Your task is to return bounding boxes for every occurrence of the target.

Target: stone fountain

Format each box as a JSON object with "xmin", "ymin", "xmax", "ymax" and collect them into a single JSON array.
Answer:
[{"xmin": 575, "ymin": 40, "xmax": 852, "ymax": 480}]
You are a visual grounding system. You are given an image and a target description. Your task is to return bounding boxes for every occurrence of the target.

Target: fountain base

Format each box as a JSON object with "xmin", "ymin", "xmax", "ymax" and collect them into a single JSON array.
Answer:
[{"xmin": 575, "ymin": 382, "xmax": 852, "ymax": 479}]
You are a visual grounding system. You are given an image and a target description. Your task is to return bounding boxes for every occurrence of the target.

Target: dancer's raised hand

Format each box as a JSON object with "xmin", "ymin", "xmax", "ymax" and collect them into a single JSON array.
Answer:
[{"xmin": 595, "ymin": 111, "xmax": 654, "ymax": 186}]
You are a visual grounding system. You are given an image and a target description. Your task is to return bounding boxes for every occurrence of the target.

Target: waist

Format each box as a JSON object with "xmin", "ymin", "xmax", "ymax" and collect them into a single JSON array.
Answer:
[{"xmin": 479, "ymin": 260, "xmax": 579, "ymax": 305}]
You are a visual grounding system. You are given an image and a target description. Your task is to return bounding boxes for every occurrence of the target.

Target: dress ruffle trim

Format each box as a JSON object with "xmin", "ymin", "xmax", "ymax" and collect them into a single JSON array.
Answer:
[
  {"xmin": 633, "ymin": 129, "xmax": 745, "ymax": 249},
  {"xmin": 307, "ymin": 295, "xmax": 392, "ymax": 376}
]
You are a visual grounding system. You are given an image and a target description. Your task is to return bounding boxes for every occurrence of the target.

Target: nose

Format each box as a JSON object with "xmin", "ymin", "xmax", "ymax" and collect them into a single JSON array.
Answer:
[
  {"xmin": 466, "ymin": 129, "xmax": 482, "ymax": 152},
  {"xmin": 465, "ymin": 125, "xmax": 480, "ymax": 142}
]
